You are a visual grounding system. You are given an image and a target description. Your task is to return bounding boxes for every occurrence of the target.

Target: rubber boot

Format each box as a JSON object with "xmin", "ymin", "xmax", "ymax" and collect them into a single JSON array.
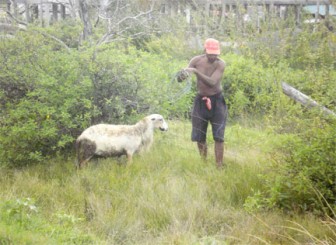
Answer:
[
  {"xmin": 215, "ymin": 141, "xmax": 224, "ymax": 168},
  {"xmin": 197, "ymin": 142, "xmax": 207, "ymax": 161}
]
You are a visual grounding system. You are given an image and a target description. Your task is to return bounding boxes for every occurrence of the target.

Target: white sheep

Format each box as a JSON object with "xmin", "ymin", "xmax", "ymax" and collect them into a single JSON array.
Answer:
[{"xmin": 75, "ymin": 114, "xmax": 168, "ymax": 168}]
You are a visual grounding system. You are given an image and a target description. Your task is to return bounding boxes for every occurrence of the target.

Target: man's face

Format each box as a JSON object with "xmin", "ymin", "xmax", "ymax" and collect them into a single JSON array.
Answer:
[{"xmin": 206, "ymin": 53, "xmax": 219, "ymax": 63}]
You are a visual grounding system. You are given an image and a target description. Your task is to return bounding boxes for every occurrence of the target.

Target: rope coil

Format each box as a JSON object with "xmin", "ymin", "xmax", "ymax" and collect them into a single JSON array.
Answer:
[{"xmin": 168, "ymin": 70, "xmax": 192, "ymax": 102}]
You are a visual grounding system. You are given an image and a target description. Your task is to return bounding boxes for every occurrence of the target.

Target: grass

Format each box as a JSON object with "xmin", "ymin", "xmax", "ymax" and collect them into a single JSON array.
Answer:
[{"xmin": 0, "ymin": 120, "xmax": 335, "ymax": 244}]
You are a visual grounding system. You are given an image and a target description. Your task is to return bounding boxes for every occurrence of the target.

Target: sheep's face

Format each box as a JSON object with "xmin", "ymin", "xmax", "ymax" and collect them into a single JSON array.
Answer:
[{"xmin": 149, "ymin": 114, "xmax": 168, "ymax": 131}]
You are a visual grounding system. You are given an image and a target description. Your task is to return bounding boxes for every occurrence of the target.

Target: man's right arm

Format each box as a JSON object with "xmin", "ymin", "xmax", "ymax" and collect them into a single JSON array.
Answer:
[{"xmin": 177, "ymin": 56, "xmax": 199, "ymax": 82}]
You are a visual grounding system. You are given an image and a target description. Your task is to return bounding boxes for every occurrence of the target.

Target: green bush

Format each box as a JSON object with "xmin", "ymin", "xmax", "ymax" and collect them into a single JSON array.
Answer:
[
  {"xmin": 0, "ymin": 31, "xmax": 93, "ymax": 167},
  {"xmin": 258, "ymin": 117, "xmax": 336, "ymax": 215},
  {"xmin": 0, "ymin": 30, "xmax": 193, "ymax": 167},
  {"xmin": 223, "ymin": 54, "xmax": 282, "ymax": 118},
  {"xmin": 285, "ymin": 25, "xmax": 336, "ymax": 70},
  {"xmin": 42, "ymin": 19, "xmax": 83, "ymax": 49},
  {"xmin": 85, "ymin": 43, "xmax": 193, "ymax": 123}
]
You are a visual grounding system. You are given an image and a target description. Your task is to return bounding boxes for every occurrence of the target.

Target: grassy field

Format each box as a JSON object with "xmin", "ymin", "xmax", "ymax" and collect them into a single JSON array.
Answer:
[{"xmin": 0, "ymin": 120, "xmax": 335, "ymax": 244}]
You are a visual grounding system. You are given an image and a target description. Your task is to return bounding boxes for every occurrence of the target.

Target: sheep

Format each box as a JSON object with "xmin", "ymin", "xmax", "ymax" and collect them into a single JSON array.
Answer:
[{"xmin": 75, "ymin": 114, "xmax": 168, "ymax": 168}]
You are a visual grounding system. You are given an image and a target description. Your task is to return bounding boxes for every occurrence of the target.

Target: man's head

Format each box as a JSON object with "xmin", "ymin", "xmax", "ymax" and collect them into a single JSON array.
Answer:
[
  {"xmin": 204, "ymin": 38, "xmax": 220, "ymax": 63},
  {"xmin": 204, "ymin": 38, "xmax": 220, "ymax": 55}
]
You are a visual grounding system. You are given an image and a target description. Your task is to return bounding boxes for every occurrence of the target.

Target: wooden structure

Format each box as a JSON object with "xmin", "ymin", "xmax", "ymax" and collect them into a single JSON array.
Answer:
[
  {"xmin": 200, "ymin": 0, "xmax": 333, "ymax": 19},
  {"xmin": 158, "ymin": 0, "xmax": 333, "ymax": 24},
  {"xmin": 2, "ymin": 0, "xmax": 334, "ymax": 26},
  {"xmin": 3, "ymin": 0, "xmax": 69, "ymax": 26}
]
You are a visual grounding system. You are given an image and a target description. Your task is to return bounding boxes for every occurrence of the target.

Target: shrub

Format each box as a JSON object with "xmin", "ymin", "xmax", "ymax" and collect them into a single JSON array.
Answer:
[
  {"xmin": 0, "ymin": 31, "xmax": 94, "ymax": 167},
  {"xmin": 0, "ymin": 31, "xmax": 193, "ymax": 167},
  {"xmin": 261, "ymin": 117, "xmax": 336, "ymax": 215},
  {"xmin": 223, "ymin": 54, "xmax": 281, "ymax": 118}
]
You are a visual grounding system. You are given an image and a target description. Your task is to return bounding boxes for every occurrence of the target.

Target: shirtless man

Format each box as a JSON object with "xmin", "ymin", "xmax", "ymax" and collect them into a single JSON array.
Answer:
[{"xmin": 179, "ymin": 38, "xmax": 228, "ymax": 168}]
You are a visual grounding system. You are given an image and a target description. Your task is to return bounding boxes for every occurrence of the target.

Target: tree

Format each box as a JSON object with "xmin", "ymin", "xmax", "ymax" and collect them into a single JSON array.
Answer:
[
  {"xmin": 78, "ymin": 0, "xmax": 92, "ymax": 41},
  {"xmin": 76, "ymin": 0, "xmax": 184, "ymax": 46}
]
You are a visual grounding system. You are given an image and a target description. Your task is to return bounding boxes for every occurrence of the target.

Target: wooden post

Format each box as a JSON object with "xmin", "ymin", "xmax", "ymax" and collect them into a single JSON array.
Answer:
[
  {"xmin": 325, "ymin": 4, "xmax": 330, "ymax": 18},
  {"xmin": 205, "ymin": 2, "xmax": 210, "ymax": 17},
  {"xmin": 24, "ymin": 0, "xmax": 30, "ymax": 23},
  {"xmin": 315, "ymin": 0, "xmax": 320, "ymax": 24},
  {"xmin": 13, "ymin": 0, "xmax": 18, "ymax": 18},
  {"xmin": 281, "ymin": 82, "xmax": 336, "ymax": 118},
  {"xmin": 6, "ymin": 0, "xmax": 10, "ymax": 12},
  {"xmin": 39, "ymin": 0, "xmax": 44, "ymax": 27},
  {"xmin": 61, "ymin": 4, "xmax": 66, "ymax": 19},
  {"xmin": 52, "ymin": 3, "xmax": 58, "ymax": 22},
  {"xmin": 295, "ymin": 4, "xmax": 301, "ymax": 26},
  {"xmin": 325, "ymin": 4, "xmax": 330, "ymax": 29},
  {"xmin": 221, "ymin": 0, "xmax": 226, "ymax": 19}
]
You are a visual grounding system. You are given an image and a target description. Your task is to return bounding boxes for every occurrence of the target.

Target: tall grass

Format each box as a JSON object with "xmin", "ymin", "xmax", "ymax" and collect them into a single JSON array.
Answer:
[{"xmin": 0, "ymin": 120, "xmax": 335, "ymax": 244}]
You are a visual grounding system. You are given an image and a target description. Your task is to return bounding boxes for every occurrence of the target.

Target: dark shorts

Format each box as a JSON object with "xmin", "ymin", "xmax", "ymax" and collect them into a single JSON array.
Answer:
[{"xmin": 191, "ymin": 92, "xmax": 228, "ymax": 142}]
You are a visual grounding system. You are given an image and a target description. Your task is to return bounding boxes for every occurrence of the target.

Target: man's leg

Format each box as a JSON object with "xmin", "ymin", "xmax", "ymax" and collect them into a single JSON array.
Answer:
[
  {"xmin": 215, "ymin": 141, "xmax": 224, "ymax": 168},
  {"xmin": 212, "ymin": 94, "xmax": 227, "ymax": 168},
  {"xmin": 197, "ymin": 141, "xmax": 207, "ymax": 161}
]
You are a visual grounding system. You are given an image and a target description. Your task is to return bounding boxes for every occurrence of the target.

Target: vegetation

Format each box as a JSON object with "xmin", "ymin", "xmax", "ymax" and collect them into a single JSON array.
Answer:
[
  {"xmin": 1, "ymin": 1, "xmax": 336, "ymax": 243},
  {"xmin": 1, "ymin": 122, "xmax": 335, "ymax": 244}
]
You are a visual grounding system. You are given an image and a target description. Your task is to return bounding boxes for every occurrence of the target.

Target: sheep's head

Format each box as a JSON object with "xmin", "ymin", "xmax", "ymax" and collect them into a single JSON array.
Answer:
[{"xmin": 149, "ymin": 114, "xmax": 168, "ymax": 131}]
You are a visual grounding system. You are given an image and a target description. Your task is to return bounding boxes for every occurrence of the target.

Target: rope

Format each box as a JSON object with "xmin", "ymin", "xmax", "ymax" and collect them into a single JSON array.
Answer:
[{"xmin": 168, "ymin": 70, "xmax": 193, "ymax": 102}]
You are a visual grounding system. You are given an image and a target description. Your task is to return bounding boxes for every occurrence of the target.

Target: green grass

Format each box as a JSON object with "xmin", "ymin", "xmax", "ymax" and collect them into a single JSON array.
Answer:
[{"xmin": 0, "ymin": 120, "xmax": 335, "ymax": 244}]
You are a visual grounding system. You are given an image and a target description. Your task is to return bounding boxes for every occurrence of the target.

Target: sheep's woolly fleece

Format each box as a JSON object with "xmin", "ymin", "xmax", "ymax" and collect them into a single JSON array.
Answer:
[{"xmin": 75, "ymin": 114, "xmax": 168, "ymax": 168}]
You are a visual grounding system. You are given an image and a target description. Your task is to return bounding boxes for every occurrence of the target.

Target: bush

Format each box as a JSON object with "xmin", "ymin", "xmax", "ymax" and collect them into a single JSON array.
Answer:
[
  {"xmin": 84, "ymin": 43, "xmax": 193, "ymax": 123},
  {"xmin": 259, "ymin": 117, "xmax": 336, "ymax": 215},
  {"xmin": 223, "ymin": 54, "xmax": 282, "ymax": 118},
  {"xmin": 0, "ymin": 31, "xmax": 94, "ymax": 167},
  {"xmin": 0, "ymin": 30, "xmax": 193, "ymax": 167}
]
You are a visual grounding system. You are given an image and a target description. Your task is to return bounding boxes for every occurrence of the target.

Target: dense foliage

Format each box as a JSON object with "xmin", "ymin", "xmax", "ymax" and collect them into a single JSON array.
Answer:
[
  {"xmin": 271, "ymin": 118, "xmax": 336, "ymax": 215},
  {"xmin": 0, "ymin": 30, "xmax": 191, "ymax": 167},
  {"xmin": 244, "ymin": 117, "xmax": 336, "ymax": 216}
]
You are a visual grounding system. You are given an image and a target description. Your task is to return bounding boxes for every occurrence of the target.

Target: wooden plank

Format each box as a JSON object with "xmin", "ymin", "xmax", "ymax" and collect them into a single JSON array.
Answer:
[{"xmin": 281, "ymin": 82, "xmax": 336, "ymax": 117}]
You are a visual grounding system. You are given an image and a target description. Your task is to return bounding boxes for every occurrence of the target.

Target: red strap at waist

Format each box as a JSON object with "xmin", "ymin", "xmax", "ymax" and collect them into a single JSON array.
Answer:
[{"xmin": 202, "ymin": 97, "xmax": 211, "ymax": 110}]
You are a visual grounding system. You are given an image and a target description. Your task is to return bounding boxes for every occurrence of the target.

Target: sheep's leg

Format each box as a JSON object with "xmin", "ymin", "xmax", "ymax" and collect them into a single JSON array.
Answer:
[
  {"xmin": 142, "ymin": 142, "xmax": 153, "ymax": 153},
  {"xmin": 126, "ymin": 153, "xmax": 133, "ymax": 163}
]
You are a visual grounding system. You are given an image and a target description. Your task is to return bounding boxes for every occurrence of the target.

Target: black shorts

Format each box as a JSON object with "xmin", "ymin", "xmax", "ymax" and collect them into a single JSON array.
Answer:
[{"xmin": 191, "ymin": 92, "xmax": 228, "ymax": 142}]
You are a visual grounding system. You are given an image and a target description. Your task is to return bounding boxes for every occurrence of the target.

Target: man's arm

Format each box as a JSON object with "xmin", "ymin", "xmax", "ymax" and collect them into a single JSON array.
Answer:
[{"xmin": 177, "ymin": 56, "xmax": 198, "ymax": 82}]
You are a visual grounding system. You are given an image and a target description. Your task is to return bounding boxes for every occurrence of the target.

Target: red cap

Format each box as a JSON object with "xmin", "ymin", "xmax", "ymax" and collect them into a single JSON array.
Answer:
[{"xmin": 204, "ymin": 38, "xmax": 220, "ymax": 55}]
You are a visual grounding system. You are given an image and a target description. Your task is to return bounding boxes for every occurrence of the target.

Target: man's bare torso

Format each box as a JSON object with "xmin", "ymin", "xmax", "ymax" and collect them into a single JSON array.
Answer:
[{"xmin": 189, "ymin": 54, "xmax": 225, "ymax": 96}]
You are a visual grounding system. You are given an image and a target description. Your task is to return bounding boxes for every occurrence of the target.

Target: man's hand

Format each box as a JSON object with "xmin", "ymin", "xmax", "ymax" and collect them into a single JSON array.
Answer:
[{"xmin": 176, "ymin": 69, "xmax": 190, "ymax": 83}]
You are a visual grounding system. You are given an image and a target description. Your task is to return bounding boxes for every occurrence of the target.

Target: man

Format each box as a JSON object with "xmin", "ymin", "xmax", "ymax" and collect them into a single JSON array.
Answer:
[{"xmin": 179, "ymin": 38, "xmax": 228, "ymax": 168}]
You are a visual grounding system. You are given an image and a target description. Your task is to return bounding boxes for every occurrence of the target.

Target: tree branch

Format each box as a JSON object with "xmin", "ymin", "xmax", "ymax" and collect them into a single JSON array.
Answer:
[
  {"xmin": 96, "ymin": 8, "xmax": 155, "ymax": 46},
  {"xmin": 34, "ymin": 30, "xmax": 71, "ymax": 53}
]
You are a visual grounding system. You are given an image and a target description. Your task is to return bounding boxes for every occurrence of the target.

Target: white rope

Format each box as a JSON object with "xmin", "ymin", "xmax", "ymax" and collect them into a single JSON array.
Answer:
[{"xmin": 168, "ymin": 70, "xmax": 193, "ymax": 102}]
